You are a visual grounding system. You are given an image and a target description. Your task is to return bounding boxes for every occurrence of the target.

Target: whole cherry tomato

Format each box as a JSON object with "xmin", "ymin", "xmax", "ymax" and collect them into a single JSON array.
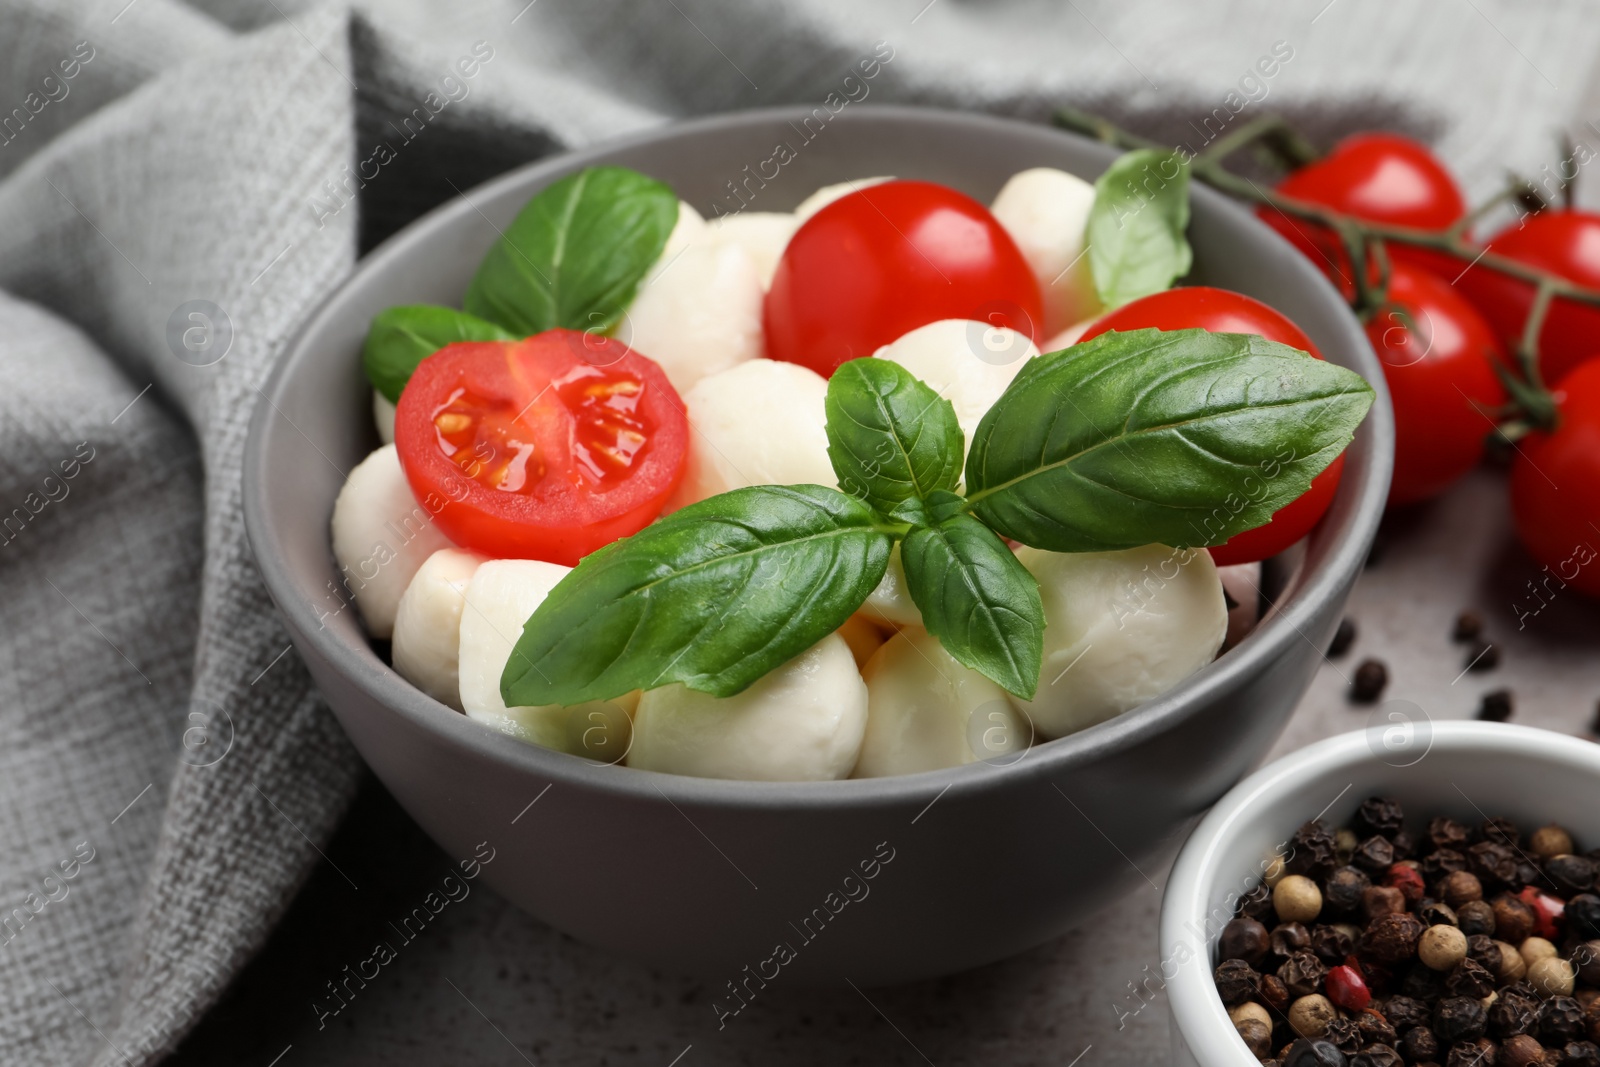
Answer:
[
  {"xmin": 1082, "ymin": 287, "xmax": 1345, "ymax": 565},
  {"xmin": 1455, "ymin": 209, "xmax": 1600, "ymax": 386},
  {"xmin": 764, "ymin": 180, "xmax": 1043, "ymax": 377},
  {"xmin": 1259, "ymin": 133, "xmax": 1467, "ymax": 283},
  {"xmin": 394, "ymin": 330, "xmax": 688, "ymax": 565},
  {"xmin": 1510, "ymin": 359, "xmax": 1600, "ymax": 598},
  {"xmin": 1366, "ymin": 263, "xmax": 1506, "ymax": 505}
]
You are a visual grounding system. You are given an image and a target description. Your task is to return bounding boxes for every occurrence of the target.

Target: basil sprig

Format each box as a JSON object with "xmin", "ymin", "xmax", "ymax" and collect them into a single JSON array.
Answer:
[
  {"xmin": 1087, "ymin": 148, "xmax": 1193, "ymax": 309},
  {"xmin": 363, "ymin": 306, "xmax": 514, "ymax": 403},
  {"xmin": 502, "ymin": 328, "xmax": 1374, "ymax": 707}
]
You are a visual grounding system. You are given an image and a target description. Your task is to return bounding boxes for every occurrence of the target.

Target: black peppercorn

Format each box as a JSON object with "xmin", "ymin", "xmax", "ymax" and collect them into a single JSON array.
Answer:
[
  {"xmin": 1466, "ymin": 934, "xmax": 1502, "ymax": 975},
  {"xmin": 1356, "ymin": 797, "xmax": 1406, "ymax": 839},
  {"xmin": 1510, "ymin": 859, "xmax": 1540, "ymax": 890},
  {"xmin": 1352, "ymin": 659, "xmax": 1389, "ymax": 704},
  {"xmin": 1358, "ymin": 1011, "xmax": 1398, "ymax": 1048},
  {"xmin": 1543, "ymin": 996, "xmax": 1588, "ymax": 1044},
  {"xmin": 1215, "ymin": 958, "xmax": 1261, "ymax": 1004},
  {"xmin": 1283, "ymin": 1038, "xmax": 1349, "ymax": 1067},
  {"xmin": 1563, "ymin": 1041, "xmax": 1600, "ymax": 1067},
  {"xmin": 1261, "ymin": 973, "xmax": 1290, "ymax": 1012},
  {"xmin": 1500, "ymin": 1033, "xmax": 1545, "ymax": 1067},
  {"xmin": 1464, "ymin": 640, "xmax": 1499, "ymax": 672},
  {"xmin": 1391, "ymin": 831, "xmax": 1417, "ymax": 862},
  {"xmin": 1382, "ymin": 995, "xmax": 1431, "ymax": 1030},
  {"xmin": 1400, "ymin": 961, "xmax": 1443, "ymax": 1001},
  {"xmin": 1241, "ymin": 883, "xmax": 1278, "ymax": 923},
  {"xmin": 1350, "ymin": 1044, "xmax": 1401, "ymax": 1067},
  {"xmin": 1434, "ymin": 996, "xmax": 1489, "ymax": 1043},
  {"xmin": 1280, "ymin": 950, "xmax": 1329, "ymax": 998},
  {"xmin": 1452, "ymin": 611, "xmax": 1482, "ymax": 643},
  {"xmin": 1456, "ymin": 899, "xmax": 1497, "ymax": 937},
  {"xmin": 1313, "ymin": 924, "xmax": 1356, "ymax": 965},
  {"xmin": 1330, "ymin": 617, "xmax": 1357, "ymax": 658},
  {"xmin": 1430, "ymin": 818, "xmax": 1475, "ymax": 851},
  {"xmin": 1444, "ymin": 1037, "xmax": 1496, "ymax": 1067},
  {"xmin": 1289, "ymin": 822, "xmax": 1340, "ymax": 881},
  {"xmin": 1565, "ymin": 893, "xmax": 1600, "ymax": 938},
  {"xmin": 1489, "ymin": 981, "xmax": 1542, "ymax": 1039},
  {"xmin": 1273, "ymin": 922, "xmax": 1313, "ymax": 958},
  {"xmin": 1366, "ymin": 913, "xmax": 1426, "ymax": 965},
  {"xmin": 1235, "ymin": 1017, "xmax": 1273, "ymax": 1059},
  {"xmin": 1400, "ymin": 1026, "xmax": 1440, "ymax": 1063},
  {"xmin": 1424, "ymin": 849, "xmax": 1470, "ymax": 881},
  {"xmin": 1440, "ymin": 870, "xmax": 1485, "ymax": 908},
  {"xmin": 1221, "ymin": 917, "xmax": 1272, "ymax": 965},
  {"xmin": 1469, "ymin": 841, "xmax": 1519, "ymax": 886},
  {"xmin": 1419, "ymin": 899, "xmax": 1459, "ymax": 927},
  {"xmin": 1481, "ymin": 816, "xmax": 1521, "ymax": 847},
  {"xmin": 1323, "ymin": 1016, "xmax": 1362, "ymax": 1054},
  {"xmin": 1548, "ymin": 856, "xmax": 1597, "ymax": 896},
  {"xmin": 1355, "ymin": 835, "xmax": 1397, "ymax": 872},
  {"xmin": 1444, "ymin": 957, "xmax": 1497, "ymax": 999},
  {"xmin": 1477, "ymin": 689, "xmax": 1514, "ymax": 722},
  {"xmin": 1328, "ymin": 867, "xmax": 1374, "ymax": 913},
  {"xmin": 1493, "ymin": 894, "xmax": 1538, "ymax": 944}
]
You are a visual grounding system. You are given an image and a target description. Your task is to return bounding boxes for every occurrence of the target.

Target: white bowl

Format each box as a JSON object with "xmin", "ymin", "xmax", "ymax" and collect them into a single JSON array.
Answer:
[{"xmin": 1161, "ymin": 720, "xmax": 1600, "ymax": 1065}]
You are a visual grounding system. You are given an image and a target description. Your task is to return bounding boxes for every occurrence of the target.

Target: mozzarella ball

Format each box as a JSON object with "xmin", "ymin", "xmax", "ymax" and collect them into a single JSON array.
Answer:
[
  {"xmin": 1216, "ymin": 561, "xmax": 1263, "ymax": 650},
  {"xmin": 793, "ymin": 176, "xmax": 894, "ymax": 221},
  {"xmin": 613, "ymin": 239, "xmax": 762, "ymax": 393},
  {"xmin": 392, "ymin": 548, "xmax": 487, "ymax": 710},
  {"xmin": 663, "ymin": 359, "xmax": 834, "ymax": 512},
  {"xmin": 329, "ymin": 444, "xmax": 453, "ymax": 639},
  {"xmin": 373, "ymin": 391, "xmax": 396, "ymax": 444},
  {"xmin": 628, "ymin": 634, "xmax": 866, "ymax": 781},
  {"xmin": 990, "ymin": 167, "xmax": 1101, "ymax": 335},
  {"xmin": 854, "ymin": 627, "xmax": 1029, "ymax": 778},
  {"xmin": 874, "ymin": 319, "xmax": 1038, "ymax": 451},
  {"xmin": 859, "ymin": 545, "xmax": 922, "ymax": 629},
  {"xmin": 663, "ymin": 199, "xmax": 707, "ymax": 258},
  {"xmin": 1041, "ymin": 317, "xmax": 1098, "ymax": 353},
  {"xmin": 1010, "ymin": 544, "xmax": 1227, "ymax": 739},
  {"xmin": 457, "ymin": 559, "xmax": 632, "ymax": 763},
  {"xmin": 704, "ymin": 211, "xmax": 796, "ymax": 288}
]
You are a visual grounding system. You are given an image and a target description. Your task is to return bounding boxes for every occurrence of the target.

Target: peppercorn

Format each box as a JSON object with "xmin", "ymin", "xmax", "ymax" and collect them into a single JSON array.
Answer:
[
  {"xmin": 1478, "ymin": 689, "xmax": 1514, "ymax": 722},
  {"xmin": 1355, "ymin": 797, "xmax": 1405, "ymax": 839},
  {"xmin": 1383, "ymin": 995, "xmax": 1431, "ymax": 1030},
  {"xmin": 1355, "ymin": 836, "xmax": 1397, "ymax": 873},
  {"xmin": 1563, "ymin": 1041, "xmax": 1600, "ymax": 1067},
  {"xmin": 1548, "ymin": 856, "xmax": 1598, "ymax": 896},
  {"xmin": 1277, "ymin": 875, "xmax": 1326, "ymax": 924},
  {"xmin": 1315, "ymin": 1015, "xmax": 1358, "ymax": 1054},
  {"xmin": 1432, "ymin": 818, "xmax": 1475, "ymax": 851},
  {"xmin": 1290, "ymin": 823, "xmax": 1341, "ymax": 881},
  {"xmin": 1216, "ymin": 958, "xmax": 1262, "ymax": 1004},
  {"xmin": 1520, "ymin": 887, "xmax": 1565, "ymax": 939},
  {"xmin": 1352, "ymin": 660, "xmax": 1389, "ymax": 704},
  {"xmin": 1590, "ymin": 999, "xmax": 1600, "ymax": 1044},
  {"xmin": 1495, "ymin": 895, "xmax": 1539, "ymax": 944},
  {"xmin": 1231, "ymin": 1000, "xmax": 1273, "ymax": 1029},
  {"xmin": 1283, "ymin": 1036, "xmax": 1348, "ymax": 1067},
  {"xmin": 1532, "ymin": 825, "xmax": 1578, "ymax": 861},
  {"xmin": 1351, "ymin": 1044, "xmax": 1401, "ymax": 1067},
  {"xmin": 1420, "ymin": 925, "xmax": 1471, "ymax": 971},
  {"xmin": 1420, "ymin": 899, "xmax": 1461, "ymax": 927},
  {"xmin": 1512, "ymin": 860, "xmax": 1541, "ymax": 890},
  {"xmin": 1444, "ymin": 1039, "xmax": 1495, "ymax": 1067},
  {"xmin": 1453, "ymin": 611, "xmax": 1483, "ymax": 643},
  {"xmin": 1495, "ymin": 939, "xmax": 1529, "ymax": 983},
  {"xmin": 1336, "ymin": 828, "xmax": 1360, "ymax": 865},
  {"xmin": 1262, "ymin": 973, "xmax": 1291, "ymax": 1012},
  {"xmin": 1392, "ymin": 831, "xmax": 1418, "ymax": 863},
  {"xmin": 1366, "ymin": 913, "xmax": 1427, "ymax": 965},
  {"xmin": 1568, "ymin": 894, "xmax": 1600, "ymax": 939},
  {"xmin": 1401, "ymin": 961, "xmax": 1444, "ymax": 1001},
  {"xmin": 1326, "ymin": 963, "xmax": 1372, "ymax": 1012},
  {"xmin": 1458, "ymin": 899, "xmax": 1498, "ymax": 938},
  {"xmin": 1441, "ymin": 871, "xmax": 1486, "ymax": 909},
  {"xmin": 1576, "ymin": 940, "xmax": 1600, "ymax": 985},
  {"xmin": 1389, "ymin": 864, "xmax": 1427, "ymax": 904},
  {"xmin": 1499, "ymin": 1033, "xmax": 1545, "ymax": 1067},
  {"xmin": 1274, "ymin": 922, "xmax": 1313, "ymax": 957},
  {"xmin": 1464, "ymin": 640, "xmax": 1499, "ymax": 672},
  {"xmin": 1401, "ymin": 1025, "xmax": 1441, "ymax": 1064},
  {"xmin": 1328, "ymin": 867, "xmax": 1373, "ymax": 913},
  {"xmin": 1529, "ymin": 957, "xmax": 1577, "ymax": 998},
  {"xmin": 1242, "ymin": 883, "xmax": 1278, "ymax": 923},
  {"xmin": 1290, "ymin": 994, "xmax": 1339, "ymax": 1038},
  {"xmin": 1365, "ymin": 885, "xmax": 1409, "ymax": 921},
  {"xmin": 1281, "ymin": 950, "xmax": 1330, "ymax": 998},
  {"xmin": 1445, "ymin": 957, "xmax": 1497, "ymax": 999},
  {"xmin": 1491, "ymin": 982, "xmax": 1544, "ymax": 1038},
  {"xmin": 1222, "ymin": 917, "xmax": 1272, "ymax": 965},
  {"xmin": 1542, "ymin": 997, "xmax": 1588, "ymax": 1044},
  {"xmin": 1235, "ymin": 1015, "xmax": 1273, "ymax": 1058},
  {"xmin": 1435, "ymin": 996, "xmax": 1489, "ymax": 1043},
  {"xmin": 1467, "ymin": 934, "xmax": 1504, "ymax": 974},
  {"xmin": 1314, "ymin": 924, "xmax": 1357, "ymax": 965},
  {"xmin": 1358, "ymin": 1009, "xmax": 1398, "ymax": 1046},
  {"xmin": 1470, "ymin": 842, "xmax": 1520, "ymax": 886},
  {"xmin": 1522, "ymin": 937, "xmax": 1560, "ymax": 969},
  {"xmin": 1426, "ymin": 849, "xmax": 1471, "ymax": 881},
  {"xmin": 1329, "ymin": 617, "xmax": 1358, "ymax": 658}
]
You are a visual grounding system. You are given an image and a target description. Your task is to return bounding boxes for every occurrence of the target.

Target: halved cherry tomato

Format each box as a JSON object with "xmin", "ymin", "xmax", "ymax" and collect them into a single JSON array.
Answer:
[
  {"xmin": 765, "ymin": 180, "xmax": 1043, "ymax": 377},
  {"xmin": 1082, "ymin": 287, "xmax": 1346, "ymax": 565},
  {"xmin": 1367, "ymin": 263, "xmax": 1506, "ymax": 505},
  {"xmin": 1510, "ymin": 359, "xmax": 1600, "ymax": 598},
  {"xmin": 1455, "ymin": 209, "xmax": 1600, "ymax": 386},
  {"xmin": 394, "ymin": 330, "xmax": 688, "ymax": 565},
  {"xmin": 1259, "ymin": 133, "xmax": 1467, "ymax": 282}
]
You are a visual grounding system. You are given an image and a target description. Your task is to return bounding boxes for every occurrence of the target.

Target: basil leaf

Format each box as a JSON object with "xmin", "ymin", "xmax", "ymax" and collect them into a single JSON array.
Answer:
[
  {"xmin": 1087, "ymin": 149, "xmax": 1193, "ymax": 309},
  {"xmin": 500, "ymin": 484, "xmax": 892, "ymax": 706},
  {"xmin": 464, "ymin": 166, "xmax": 678, "ymax": 336},
  {"xmin": 964, "ymin": 328, "xmax": 1374, "ymax": 552},
  {"xmin": 362, "ymin": 305, "xmax": 515, "ymax": 403},
  {"xmin": 900, "ymin": 492, "xmax": 1044, "ymax": 699},
  {"xmin": 825, "ymin": 357, "xmax": 964, "ymax": 515}
]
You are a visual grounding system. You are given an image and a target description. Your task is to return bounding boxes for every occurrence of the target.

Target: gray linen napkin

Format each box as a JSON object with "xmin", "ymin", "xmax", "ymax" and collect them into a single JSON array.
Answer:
[{"xmin": 1, "ymin": 1, "xmax": 1596, "ymax": 1064}]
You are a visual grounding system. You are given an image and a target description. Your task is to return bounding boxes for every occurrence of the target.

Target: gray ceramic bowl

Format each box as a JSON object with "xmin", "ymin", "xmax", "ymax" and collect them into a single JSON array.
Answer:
[{"xmin": 243, "ymin": 105, "xmax": 1393, "ymax": 985}]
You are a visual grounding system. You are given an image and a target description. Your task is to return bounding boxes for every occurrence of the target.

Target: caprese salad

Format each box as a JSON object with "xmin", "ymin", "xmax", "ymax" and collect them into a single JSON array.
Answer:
[{"xmin": 330, "ymin": 149, "xmax": 1374, "ymax": 782}]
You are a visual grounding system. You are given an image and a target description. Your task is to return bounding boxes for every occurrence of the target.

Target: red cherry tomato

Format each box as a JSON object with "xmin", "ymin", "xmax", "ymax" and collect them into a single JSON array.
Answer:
[
  {"xmin": 1366, "ymin": 263, "xmax": 1506, "ymax": 505},
  {"xmin": 1455, "ymin": 209, "xmax": 1600, "ymax": 386},
  {"xmin": 1510, "ymin": 360, "xmax": 1600, "ymax": 598},
  {"xmin": 764, "ymin": 180, "xmax": 1043, "ymax": 377},
  {"xmin": 394, "ymin": 330, "xmax": 688, "ymax": 566},
  {"xmin": 1081, "ymin": 287, "xmax": 1345, "ymax": 565},
  {"xmin": 1259, "ymin": 133, "xmax": 1467, "ymax": 282}
]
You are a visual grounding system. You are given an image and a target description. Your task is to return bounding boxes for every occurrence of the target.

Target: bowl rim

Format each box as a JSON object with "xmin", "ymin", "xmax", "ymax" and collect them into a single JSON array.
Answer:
[
  {"xmin": 242, "ymin": 102, "xmax": 1394, "ymax": 811},
  {"xmin": 1159, "ymin": 721, "xmax": 1600, "ymax": 1064}
]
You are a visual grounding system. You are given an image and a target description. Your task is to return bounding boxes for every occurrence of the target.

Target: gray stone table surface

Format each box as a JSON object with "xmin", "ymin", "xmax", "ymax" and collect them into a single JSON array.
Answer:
[{"xmin": 168, "ymin": 465, "xmax": 1600, "ymax": 1067}]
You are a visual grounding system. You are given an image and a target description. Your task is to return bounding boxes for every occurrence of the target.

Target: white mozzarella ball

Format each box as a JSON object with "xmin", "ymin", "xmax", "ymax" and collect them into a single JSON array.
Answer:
[
  {"xmin": 793, "ymin": 176, "xmax": 894, "ymax": 221},
  {"xmin": 874, "ymin": 319, "xmax": 1038, "ymax": 452},
  {"xmin": 1041, "ymin": 317, "xmax": 1099, "ymax": 353},
  {"xmin": 859, "ymin": 545, "xmax": 922, "ymax": 629},
  {"xmin": 1010, "ymin": 544, "xmax": 1227, "ymax": 739},
  {"xmin": 372, "ymin": 391, "xmax": 396, "ymax": 444},
  {"xmin": 663, "ymin": 359, "xmax": 834, "ymax": 512},
  {"xmin": 457, "ymin": 560, "xmax": 632, "ymax": 763},
  {"xmin": 990, "ymin": 167, "xmax": 1101, "ymax": 336},
  {"xmin": 854, "ymin": 627, "xmax": 1028, "ymax": 778},
  {"xmin": 1216, "ymin": 561, "xmax": 1263, "ymax": 650},
  {"xmin": 663, "ymin": 200, "xmax": 707, "ymax": 258},
  {"xmin": 329, "ymin": 444, "xmax": 453, "ymax": 639},
  {"xmin": 704, "ymin": 211, "xmax": 797, "ymax": 289},
  {"xmin": 613, "ymin": 240, "xmax": 763, "ymax": 393},
  {"xmin": 392, "ymin": 548, "xmax": 487, "ymax": 710},
  {"xmin": 628, "ymin": 634, "xmax": 866, "ymax": 781}
]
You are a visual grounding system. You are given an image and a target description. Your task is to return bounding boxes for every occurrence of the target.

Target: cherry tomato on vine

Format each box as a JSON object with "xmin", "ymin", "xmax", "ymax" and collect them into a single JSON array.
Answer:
[
  {"xmin": 1259, "ymin": 133, "xmax": 1467, "ymax": 283},
  {"xmin": 1366, "ymin": 263, "xmax": 1506, "ymax": 505},
  {"xmin": 1454, "ymin": 209, "xmax": 1600, "ymax": 386},
  {"xmin": 1082, "ymin": 287, "xmax": 1345, "ymax": 565},
  {"xmin": 394, "ymin": 330, "xmax": 688, "ymax": 566},
  {"xmin": 1510, "ymin": 360, "xmax": 1600, "ymax": 598},
  {"xmin": 764, "ymin": 180, "xmax": 1043, "ymax": 377}
]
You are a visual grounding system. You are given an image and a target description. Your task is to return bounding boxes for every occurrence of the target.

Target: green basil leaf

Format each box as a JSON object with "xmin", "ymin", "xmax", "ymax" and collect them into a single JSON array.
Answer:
[
  {"xmin": 900, "ymin": 492, "xmax": 1044, "ymax": 699},
  {"xmin": 500, "ymin": 484, "xmax": 892, "ymax": 706},
  {"xmin": 464, "ymin": 166, "xmax": 678, "ymax": 336},
  {"xmin": 361, "ymin": 305, "xmax": 515, "ymax": 403},
  {"xmin": 964, "ymin": 328, "xmax": 1374, "ymax": 552},
  {"xmin": 1087, "ymin": 149, "xmax": 1193, "ymax": 309},
  {"xmin": 825, "ymin": 357, "xmax": 964, "ymax": 516}
]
